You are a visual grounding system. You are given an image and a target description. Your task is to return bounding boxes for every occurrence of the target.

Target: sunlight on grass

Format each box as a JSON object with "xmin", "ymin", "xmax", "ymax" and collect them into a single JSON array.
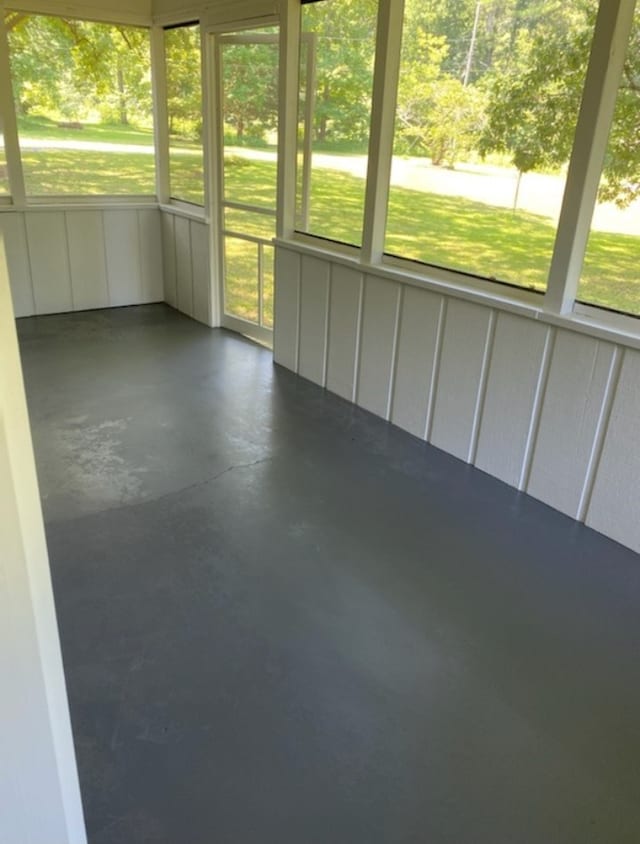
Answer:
[
  {"xmin": 170, "ymin": 150, "xmax": 204, "ymax": 205},
  {"xmin": 20, "ymin": 149, "xmax": 156, "ymax": 195},
  {"xmin": 14, "ymin": 116, "xmax": 640, "ymax": 317},
  {"xmin": 225, "ymin": 237, "xmax": 259, "ymax": 323}
]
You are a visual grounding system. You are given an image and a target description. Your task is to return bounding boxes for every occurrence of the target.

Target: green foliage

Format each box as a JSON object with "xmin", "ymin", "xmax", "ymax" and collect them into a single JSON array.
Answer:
[
  {"xmin": 396, "ymin": 30, "xmax": 486, "ymax": 164},
  {"xmin": 222, "ymin": 37, "xmax": 279, "ymax": 144},
  {"xmin": 479, "ymin": 3, "xmax": 596, "ymax": 174},
  {"xmin": 6, "ymin": 13, "xmax": 152, "ymax": 128},
  {"xmin": 301, "ymin": 0, "xmax": 378, "ymax": 146},
  {"xmin": 479, "ymin": 1, "xmax": 640, "ymax": 207},
  {"xmin": 165, "ymin": 25, "xmax": 203, "ymax": 141}
]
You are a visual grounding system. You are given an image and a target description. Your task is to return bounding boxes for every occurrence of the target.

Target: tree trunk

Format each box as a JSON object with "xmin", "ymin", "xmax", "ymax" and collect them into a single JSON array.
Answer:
[{"xmin": 117, "ymin": 62, "xmax": 128, "ymax": 125}]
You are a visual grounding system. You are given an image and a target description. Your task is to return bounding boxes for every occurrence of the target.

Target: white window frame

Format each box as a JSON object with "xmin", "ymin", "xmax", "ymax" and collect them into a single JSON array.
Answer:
[
  {"xmin": 284, "ymin": 0, "xmax": 640, "ymax": 336},
  {"xmin": 0, "ymin": 10, "xmax": 160, "ymax": 207}
]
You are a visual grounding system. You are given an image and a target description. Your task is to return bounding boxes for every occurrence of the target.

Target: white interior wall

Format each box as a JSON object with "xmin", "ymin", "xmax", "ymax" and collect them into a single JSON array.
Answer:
[
  {"xmin": 161, "ymin": 209, "xmax": 211, "ymax": 324},
  {"xmin": 273, "ymin": 242, "xmax": 640, "ymax": 555},
  {"xmin": 0, "ymin": 232, "xmax": 87, "ymax": 844},
  {"xmin": 0, "ymin": 207, "xmax": 164, "ymax": 317}
]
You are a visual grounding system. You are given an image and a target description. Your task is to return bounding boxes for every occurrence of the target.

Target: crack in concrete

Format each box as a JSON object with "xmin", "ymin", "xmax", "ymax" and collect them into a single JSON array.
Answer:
[{"xmin": 46, "ymin": 456, "xmax": 275, "ymax": 526}]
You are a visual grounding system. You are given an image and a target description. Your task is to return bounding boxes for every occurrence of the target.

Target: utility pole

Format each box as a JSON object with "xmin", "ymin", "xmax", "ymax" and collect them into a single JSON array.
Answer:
[{"xmin": 463, "ymin": 1, "xmax": 482, "ymax": 86}]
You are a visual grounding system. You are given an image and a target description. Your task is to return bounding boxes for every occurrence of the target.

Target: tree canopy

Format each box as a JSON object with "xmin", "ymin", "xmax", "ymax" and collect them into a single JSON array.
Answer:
[
  {"xmin": 6, "ymin": 12, "xmax": 152, "ymax": 127},
  {"xmin": 5, "ymin": 2, "xmax": 640, "ymax": 206}
]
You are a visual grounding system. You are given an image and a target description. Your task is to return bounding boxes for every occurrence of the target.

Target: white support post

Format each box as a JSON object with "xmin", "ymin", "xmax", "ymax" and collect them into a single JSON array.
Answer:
[
  {"xmin": 0, "ymin": 17, "xmax": 26, "ymax": 207},
  {"xmin": 199, "ymin": 23, "xmax": 220, "ymax": 325},
  {"xmin": 151, "ymin": 25, "xmax": 170, "ymax": 205},
  {"xmin": 276, "ymin": 0, "xmax": 301, "ymax": 239},
  {"xmin": 0, "ymin": 235, "xmax": 87, "ymax": 844},
  {"xmin": 361, "ymin": 0, "xmax": 405, "ymax": 265},
  {"xmin": 545, "ymin": 0, "xmax": 637, "ymax": 314},
  {"xmin": 207, "ymin": 29, "xmax": 224, "ymax": 325},
  {"xmin": 299, "ymin": 32, "xmax": 317, "ymax": 231}
]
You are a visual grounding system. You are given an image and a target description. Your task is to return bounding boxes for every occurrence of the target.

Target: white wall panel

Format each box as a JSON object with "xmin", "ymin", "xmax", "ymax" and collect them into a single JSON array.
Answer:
[
  {"xmin": 390, "ymin": 287, "xmax": 442, "ymax": 439},
  {"xmin": 326, "ymin": 265, "xmax": 362, "ymax": 402},
  {"xmin": 174, "ymin": 215, "xmax": 193, "ymax": 317},
  {"xmin": 585, "ymin": 349, "xmax": 640, "ymax": 553},
  {"xmin": 273, "ymin": 247, "xmax": 300, "ymax": 371},
  {"xmin": 25, "ymin": 212, "xmax": 72, "ymax": 315},
  {"xmin": 357, "ymin": 276, "xmax": 400, "ymax": 419},
  {"xmin": 65, "ymin": 210, "xmax": 109, "ymax": 312},
  {"xmin": 430, "ymin": 299, "xmax": 491, "ymax": 462},
  {"xmin": 273, "ymin": 246, "xmax": 640, "ymax": 553},
  {"xmin": 190, "ymin": 220, "xmax": 210, "ymax": 325},
  {"xmin": 138, "ymin": 209, "xmax": 164, "ymax": 303},
  {"xmin": 161, "ymin": 212, "xmax": 177, "ymax": 308},
  {"xmin": 475, "ymin": 314, "xmax": 548, "ymax": 487},
  {"xmin": 527, "ymin": 331, "xmax": 614, "ymax": 518},
  {"xmin": 104, "ymin": 209, "xmax": 142, "ymax": 307},
  {"xmin": 0, "ymin": 234, "xmax": 87, "ymax": 844},
  {"xmin": 0, "ymin": 213, "xmax": 33, "ymax": 318},
  {"xmin": 298, "ymin": 255, "xmax": 330, "ymax": 386}
]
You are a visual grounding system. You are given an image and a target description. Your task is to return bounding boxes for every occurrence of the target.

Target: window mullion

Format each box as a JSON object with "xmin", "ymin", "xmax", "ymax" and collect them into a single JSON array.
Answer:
[
  {"xmin": 545, "ymin": 0, "xmax": 637, "ymax": 315},
  {"xmin": 361, "ymin": 0, "xmax": 405, "ymax": 265},
  {"xmin": 276, "ymin": 0, "xmax": 301, "ymax": 240},
  {"xmin": 151, "ymin": 25, "xmax": 170, "ymax": 204},
  {"xmin": 0, "ymin": 17, "xmax": 26, "ymax": 207}
]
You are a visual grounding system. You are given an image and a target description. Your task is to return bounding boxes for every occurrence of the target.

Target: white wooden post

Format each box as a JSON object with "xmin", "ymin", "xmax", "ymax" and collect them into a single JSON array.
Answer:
[
  {"xmin": 361, "ymin": 0, "xmax": 405, "ymax": 264},
  {"xmin": 299, "ymin": 32, "xmax": 317, "ymax": 231},
  {"xmin": 545, "ymin": 0, "xmax": 637, "ymax": 314},
  {"xmin": 151, "ymin": 24, "xmax": 170, "ymax": 205},
  {"xmin": 0, "ymin": 234, "xmax": 87, "ymax": 844},
  {"xmin": 276, "ymin": 0, "xmax": 301, "ymax": 239},
  {"xmin": 0, "ymin": 16, "xmax": 26, "ymax": 207},
  {"xmin": 207, "ymin": 28, "xmax": 225, "ymax": 324}
]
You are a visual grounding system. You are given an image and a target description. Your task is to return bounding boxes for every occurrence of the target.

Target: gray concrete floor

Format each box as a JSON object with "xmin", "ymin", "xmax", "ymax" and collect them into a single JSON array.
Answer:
[{"xmin": 18, "ymin": 304, "xmax": 640, "ymax": 844}]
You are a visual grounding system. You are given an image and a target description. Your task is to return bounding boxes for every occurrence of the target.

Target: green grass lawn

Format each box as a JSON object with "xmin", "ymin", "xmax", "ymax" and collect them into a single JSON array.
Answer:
[{"xmin": 15, "ymin": 117, "xmax": 640, "ymax": 317}]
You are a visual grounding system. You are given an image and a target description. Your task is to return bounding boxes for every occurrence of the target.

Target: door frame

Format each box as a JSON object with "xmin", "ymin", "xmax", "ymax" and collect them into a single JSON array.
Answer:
[{"xmin": 208, "ymin": 19, "xmax": 280, "ymax": 346}]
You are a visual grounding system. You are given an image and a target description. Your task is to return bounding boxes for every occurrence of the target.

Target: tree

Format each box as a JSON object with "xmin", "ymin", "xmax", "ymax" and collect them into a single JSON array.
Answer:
[
  {"xmin": 479, "ymin": 1, "xmax": 640, "ymax": 208},
  {"xmin": 165, "ymin": 25, "xmax": 202, "ymax": 140},
  {"xmin": 395, "ymin": 27, "xmax": 486, "ymax": 165},
  {"xmin": 6, "ymin": 13, "xmax": 153, "ymax": 128},
  {"xmin": 301, "ymin": 0, "xmax": 378, "ymax": 146},
  {"xmin": 222, "ymin": 40, "xmax": 278, "ymax": 144}
]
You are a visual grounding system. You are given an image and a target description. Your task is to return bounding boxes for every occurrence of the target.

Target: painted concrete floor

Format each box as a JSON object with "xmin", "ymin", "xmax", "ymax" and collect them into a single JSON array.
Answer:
[{"xmin": 18, "ymin": 304, "xmax": 640, "ymax": 844}]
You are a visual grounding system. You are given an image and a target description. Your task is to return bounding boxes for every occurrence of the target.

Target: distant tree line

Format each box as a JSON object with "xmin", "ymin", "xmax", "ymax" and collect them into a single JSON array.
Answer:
[{"xmin": 6, "ymin": 1, "xmax": 640, "ymax": 206}]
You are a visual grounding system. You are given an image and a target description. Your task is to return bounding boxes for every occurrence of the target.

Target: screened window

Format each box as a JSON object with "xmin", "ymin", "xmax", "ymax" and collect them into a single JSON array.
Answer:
[
  {"xmin": 579, "ymin": 7, "xmax": 640, "ymax": 317},
  {"xmin": 6, "ymin": 12, "xmax": 155, "ymax": 196},
  {"xmin": 384, "ymin": 0, "xmax": 597, "ymax": 293},
  {"xmin": 165, "ymin": 23, "xmax": 204, "ymax": 205},
  {"xmin": 0, "ymin": 121, "xmax": 8, "ymax": 195},
  {"xmin": 296, "ymin": 0, "xmax": 378, "ymax": 247}
]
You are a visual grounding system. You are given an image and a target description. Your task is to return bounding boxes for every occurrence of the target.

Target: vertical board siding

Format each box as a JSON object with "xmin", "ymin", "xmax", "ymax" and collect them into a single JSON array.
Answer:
[
  {"xmin": 527, "ymin": 331, "xmax": 615, "ymax": 518},
  {"xmin": 273, "ymin": 246, "xmax": 640, "ymax": 553},
  {"xmin": 357, "ymin": 275, "xmax": 400, "ymax": 418},
  {"xmin": 161, "ymin": 212, "xmax": 178, "ymax": 308},
  {"xmin": 104, "ymin": 209, "xmax": 142, "ymax": 307},
  {"xmin": 298, "ymin": 255, "xmax": 330, "ymax": 386},
  {"xmin": 273, "ymin": 247, "xmax": 300, "ymax": 371},
  {"xmin": 25, "ymin": 212, "xmax": 73, "ymax": 315},
  {"xmin": 326, "ymin": 265, "xmax": 362, "ymax": 401},
  {"xmin": 0, "ymin": 213, "xmax": 33, "ymax": 318},
  {"xmin": 65, "ymin": 210, "xmax": 109, "ymax": 312},
  {"xmin": 174, "ymin": 215, "xmax": 193, "ymax": 316},
  {"xmin": 190, "ymin": 221, "xmax": 211, "ymax": 325},
  {"xmin": 390, "ymin": 287, "xmax": 442, "ymax": 438},
  {"xmin": 475, "ymin": 313, "xmax": 548, "ymax": 487},
  {"xmin": 585, "ymin": 348, "xmax": 640, "ymax": 553},
  {"xmin": 430, "ymin": 298, "xmax": 492, "ymax": 462},
  {"xmin": 138, "ymin": 209, "xmax": 164, "ymax": 303}
]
